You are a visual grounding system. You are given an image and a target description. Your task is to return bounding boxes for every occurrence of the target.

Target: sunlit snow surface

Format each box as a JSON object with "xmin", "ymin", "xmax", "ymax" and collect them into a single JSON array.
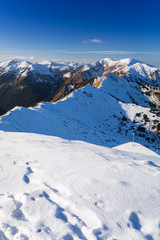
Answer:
[
  {"xmin": 0, "ymin": 131, "xmax": 160, "ymax": 240},
  {"xmin": 0, "ymin": 58, "xmax": 160, "ymax": 239},
  {"xmin": 0, "ymin": 83, "xmax": 158, "ymax": 151}
]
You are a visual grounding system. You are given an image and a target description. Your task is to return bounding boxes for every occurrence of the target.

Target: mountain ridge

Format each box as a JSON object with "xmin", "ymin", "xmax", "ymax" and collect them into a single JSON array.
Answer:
[
  {"xmin": 0, "ymin": 57, "xmax": 160, "ymax": 115},
  {"xmin": 0, "ymin": 57, "xmax": 160, "ymax": 152},
  {"xmin": 0, "ymin": 77, "xmax": 160, "ymax": 152}
]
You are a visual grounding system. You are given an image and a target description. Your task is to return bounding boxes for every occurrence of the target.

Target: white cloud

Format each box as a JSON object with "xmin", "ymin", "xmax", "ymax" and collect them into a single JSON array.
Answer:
[
  {"xmin": 81, "ymin": 39, "xmax": 103, "ymax": 44},
  {"xmin": 90, "ymin": 39, "xmax": 104, "ymax": 43},
  {"xmin": 56, "ymin": 50, "xmax": 160, "ymax": 55},
  {"xmin": 29, "ymin": 56, "xmax": 34, "ymax": 60}
]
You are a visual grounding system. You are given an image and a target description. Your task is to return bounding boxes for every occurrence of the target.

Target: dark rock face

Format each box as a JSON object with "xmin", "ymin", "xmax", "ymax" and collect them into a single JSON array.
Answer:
[
  {"xmin": 0, "ymin": 64, "xmax": 93, "ymax": 114},
  {"xmin": 0, "ymin": 74, "xmax": 63, "ymax": 114}
]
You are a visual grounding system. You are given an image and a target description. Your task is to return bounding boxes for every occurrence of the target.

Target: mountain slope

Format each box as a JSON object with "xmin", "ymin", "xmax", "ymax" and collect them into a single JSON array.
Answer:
[
  {"xmin": 0, "ymin": 58, "xmax": 160, "ymax": 240},
  {"xmin": 0, "ymin": 82, "xmax": 159, "ymax": 151},
  {"xmin": 0, "ymin": 131, "xmax": 159, "ymax": 240},
  {"xmin": 0, "ymin": 58, "xmax": 160, "ymax": 115},
  {"xmin": 0, "ymin": 59, "xmax": 76, "ymax": 113},
  {"xmin": 0, "ymin": 57, "xmax": 160, "ymax": 152}
]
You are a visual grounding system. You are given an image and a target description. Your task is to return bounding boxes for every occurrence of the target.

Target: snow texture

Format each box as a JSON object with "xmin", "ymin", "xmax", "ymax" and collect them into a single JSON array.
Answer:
[
  {"xmin": 0, "ymin": 57, "xmax": 160, "ymax": 239},
  {"xmin": 0, "ymin": 131, "xmax": 159, "ymax": 240},
  {"xmin": 0, "ymin": 81, "xmax": 159, "ymax": 152}
]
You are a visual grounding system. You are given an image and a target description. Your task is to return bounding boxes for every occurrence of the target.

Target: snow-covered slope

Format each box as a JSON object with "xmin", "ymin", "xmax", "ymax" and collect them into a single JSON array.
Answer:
[
  {"xmin": 81, "ymin": 58, "xmax": 160, "ymax": 86},
  {"xmin": 0, "ymin": 58, "xmax": 160, "ymax": 240},
  {"xmin": 0, "ymin": 83, "xmax": 159, "ymax": 152},
  {"xmin": 0, "ymin": 57, "xmax": 160, "ymax": 115},
  {"xmin": 0, "ymin": 59, "xmax": 76, "ymax": 114},
  {"xmin": 0, "ymin": 131, "xmax": 159, "ymax": 240},
  {"xmin": 0, "ymin": 58, "xmax": 159, "ymax": 87},
  {"xmin": 0, "ymin": 57, "xmax": 160, "ymax": 151},
  {"xmin": 0, "ymin": 59, "xmax": 76, "ymax": 79}
]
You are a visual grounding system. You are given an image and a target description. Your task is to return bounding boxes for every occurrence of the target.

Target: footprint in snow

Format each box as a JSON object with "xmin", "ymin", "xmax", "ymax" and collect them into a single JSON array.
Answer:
[
  {"xmin": 23, "ymin": 174, "xmax": 30, "ymax": 184},
  {"xmin": 12, "ymin": 208, "xmax": 26, "ymax": 221},
  {"xmin": 145, "ymin": 235, "xmax": 154, "ymax": 240},
  {"xmin": 3, "ymin": 223, "xmax": 18, "ymax": 236},
  {"xmin": 23, "ymin": 166, "xmax": 33, "ymax": 184},
  {"xmin": 0, "ymin": 230, "xmax": 9, "ymax": 240},
  {"xmin": 63, "ymin": 234, "xmax": 74, "ymax": 240},
  {"xmin": 119, "ymin": 180, "xmax": 130, "ymax": 186},
  {"xmin": 128, "ymin": 212, "xmax": 141, "ymax": 231},
  {"xmin": 147, "ymin": 161, "xmax": 160, "ymax": 169},
  {"xmin": 20, "ymin": 234, "xmax": 29, "ymax": 240}
]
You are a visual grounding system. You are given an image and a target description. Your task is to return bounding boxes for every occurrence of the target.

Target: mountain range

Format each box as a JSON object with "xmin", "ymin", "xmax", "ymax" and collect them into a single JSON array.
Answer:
[
  {"xmin": 0, "ymin": 58, "xmax": 160, "ymax": 113},
  {"xmin": 0, "ymin": 57, "xmax": 160, "ymax": 240},
  {"xmin": 0, "ymin": 57, "xmax": 160, "ymax": 151}
]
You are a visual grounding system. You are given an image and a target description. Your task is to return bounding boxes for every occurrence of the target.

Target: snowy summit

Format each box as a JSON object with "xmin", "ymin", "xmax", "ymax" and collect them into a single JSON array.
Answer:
[
  {"xmin": 0, "ymin": 132, "xmax": 160, "ymax": 240},
  {"xmin": 0, "ymin": 58, "xmax": 160, "ymax": 240}
]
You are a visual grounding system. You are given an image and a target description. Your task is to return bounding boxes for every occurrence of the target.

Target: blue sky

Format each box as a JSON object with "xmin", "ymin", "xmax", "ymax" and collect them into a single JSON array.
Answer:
[{"xmin": 0, "ymin": 0, "xmax": 160, "ymax": 66}]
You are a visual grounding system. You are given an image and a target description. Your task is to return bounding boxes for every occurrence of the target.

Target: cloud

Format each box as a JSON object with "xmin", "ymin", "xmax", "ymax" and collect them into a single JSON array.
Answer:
[
  {"xmin": 0, "ymin": 55, "xmax": 37, "ymax": 63},
  {"xmin": 29, "ymin": 56, "xmax": 34, "ymax": 60},
  {"xmin": 81, "ymin": 39, "xmax": 104, "ymax": 44},
  {"xmin": 56, "ymin": 50, "xmax": 160, "ymax": 55}
]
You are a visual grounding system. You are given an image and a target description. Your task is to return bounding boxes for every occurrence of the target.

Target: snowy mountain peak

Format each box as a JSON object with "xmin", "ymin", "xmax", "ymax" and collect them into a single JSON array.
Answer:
[
  {"xmin": 0, "ymin": 59, "xmax": 32, "ymax": 71},
  {"xmin": 0, "ymin": 53, "xmax": 160, "ymax": 240},
  {"xmin": 0, "ymin": 57, "xmax": 160, "ymax": 118}
]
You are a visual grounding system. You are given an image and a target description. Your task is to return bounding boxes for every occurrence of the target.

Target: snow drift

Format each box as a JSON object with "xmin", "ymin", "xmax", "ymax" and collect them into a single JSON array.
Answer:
[{"xmin": 0, "ymin": 131, "xmax": 159, "ymax": 240}]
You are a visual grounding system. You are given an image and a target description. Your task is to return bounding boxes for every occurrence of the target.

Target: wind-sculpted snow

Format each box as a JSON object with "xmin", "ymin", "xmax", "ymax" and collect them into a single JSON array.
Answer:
[
  {"xmin": 99, "ymin": 74, "xmax": 151, "ymax": 107},
  {"xmin": 0, "ymin": 132, "xmax": 159, "ymax": 239},
  {"xmin": 0, "ymin": 83, "xmax": 159, "ymax": 152},
  {"xmin": 0, "ymin": 58, "xmax": 160, "ymax": 239},
  {"xmin": 0, "ymin": 57, "xmax": 160, "ymax": 153}
]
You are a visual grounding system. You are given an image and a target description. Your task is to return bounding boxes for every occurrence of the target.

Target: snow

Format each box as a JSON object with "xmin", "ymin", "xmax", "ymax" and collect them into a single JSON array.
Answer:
[
  {"xmin": 100, "ymin": 58, "xmax": 117, "ymax": 66},
  {"xmin": 0, "ymin": 59, "xmax": 76, "ymax": 83},
  {"xmin": 0, "ymin": 57, "xmax": 160, "ymax": 87},
  {"xmin": 120, "ymin": 102, "xmax": 160, "ymax": 131},
  {"xmin": 0, "ymin": 131, "xmax": 159, "ymax": 240},
  {"xmin": 0, "ymin": 59, "xmax": 32, "ymax": 75},
  {"xmin": 0, "ymin": 57, "xmax": 160, "ymax": 239},
  {"xmin": 79, "ymin": 57, "xmax": 160, "ymax": 89},
  {"xmin": 63, "ymin": 72, "xmax": 72, "ymax": 78},
  {"xmin": 99, "ymin": 74, "xmax": 151, "ymax": 107},
  {"xmin": 126, "ymin": 62, "xmax": 160, "ymax": 83},
  {"xmin": 0, "ymin": 81, "xmax": 159, "ymax": 152},
  {"xmin": 113, "ymin": 142, "xmax": 159, "ymax": 156}
]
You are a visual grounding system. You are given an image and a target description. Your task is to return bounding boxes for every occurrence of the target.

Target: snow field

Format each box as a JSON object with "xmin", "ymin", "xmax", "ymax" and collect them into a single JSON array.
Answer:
[{"xmin": 0, "ymin": 132, "xmax": 160, "ymax": 239}]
